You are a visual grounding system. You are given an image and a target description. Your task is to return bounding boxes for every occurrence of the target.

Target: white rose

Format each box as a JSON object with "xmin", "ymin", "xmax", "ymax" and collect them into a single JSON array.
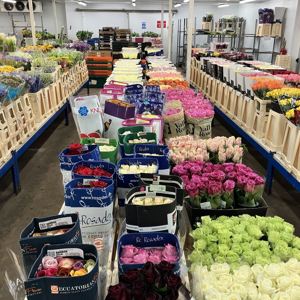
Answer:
[
  {"xmin": 210, "ymin": 263, "xmax": 230, "ymax": 276},
  {"xmin": 257, "ymin": 294, "xmax": 271, "ymax": 300},
  {"xmin": 247, "ymin": 283, "xmax": 259, "ymax": 300},
  {"xmin": 273, "ymin": 292, "xmax": 291, "ymax": 300},
  {"xmin": 276, "ymin": 276, "xmax": 294, "ymax": 291},
  {"xmin": 264, "ymin": 263, "xmax": 286, "ymax": 279},
  {"xmin": 204, "ymin": 288, "xmax": 223, "ymax": 300},
  {"xmin": 293, "ymin": 274, "xmax": 300, "ymax": 286},
  {"xmin": 225, "ymin": 293, "xmax": 242, "ymax": 300},
  {"xmin": 234, "ymin": 265, "xmax": 253, "ymax": 283},
  {"xmin": 216, "ymin": 275, "xmax": 233, "ymax": 293},
  {"xmin": 285, "ymin": 259, "xmax": 300, "ymax": 275},
  {"xmin": 252, "ymin": 264, "xmax": 265, "ymax": 279},
  {"xmin": 288, "ymin": 286, "xmax": 300, "ymax": 300},
  {"xmin": 231, "ymin": 283, "xmax": 248, "ymax": 298},
  {"xmin": 258, "ymin": 278, "xmax": 276, "ymax": 295}
]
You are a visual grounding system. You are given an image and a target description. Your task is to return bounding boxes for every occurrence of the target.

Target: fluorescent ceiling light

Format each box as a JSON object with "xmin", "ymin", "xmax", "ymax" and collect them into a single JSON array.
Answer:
[
  {"xmin": 174, "ymin": 3, "xmax": 181, "ymax": 7},
  {"xmin": 183, "ymin": 0, "xmax": 190, "ymax": 3},
  {"xmin": 132, "ymin": 0, "xmax": 136, "ymax": 2},
  {"xmin": 77, "ymin": 1, "xmax": 87, "ymax": 6},
  {"xmin": 132, "ymin": 2, "xmax": 136, "ymax": 6},
  {"xmin": 240, "ymin": 0, "xmax": 256, "ymax": 3},
  {"xmin": 218, "ymin": 3, "xmax": 229, "ymax": 7},
  {"xmin": 1, "ymin": 0, "xmax": 16, "ymax": 3}
]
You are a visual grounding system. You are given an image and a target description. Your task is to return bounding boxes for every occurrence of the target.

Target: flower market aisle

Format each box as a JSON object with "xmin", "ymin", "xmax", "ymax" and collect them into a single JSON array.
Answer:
[{"xmin": 0, "ymin": 89, "xmax": 299, "ymax": 299}]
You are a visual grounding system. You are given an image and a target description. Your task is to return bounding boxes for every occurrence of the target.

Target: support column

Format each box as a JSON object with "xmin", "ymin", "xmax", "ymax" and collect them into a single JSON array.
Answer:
[
  {"xmin": 28, "ymin": 0, "xmax": 36, "ymax": 45},
  {"xmin": 186, "ymin": 0, "xmax": 195, "ymax": 81},
  {"xmin": 52, "ymin": 0, "xmax": 59, "ymax": 38},
  {"xmin": 168, "ymin": 0, "xmax": 173, "ymax": 60},
  {"xmin": 161, "ymin": 2, "xmax": 164, "ymax": 42}
]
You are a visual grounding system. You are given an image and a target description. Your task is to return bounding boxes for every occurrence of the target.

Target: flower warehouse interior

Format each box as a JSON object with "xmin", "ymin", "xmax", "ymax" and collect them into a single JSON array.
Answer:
[{"xmin": 1, "ymin": 0, "xmax": 300, "ymax": 299}]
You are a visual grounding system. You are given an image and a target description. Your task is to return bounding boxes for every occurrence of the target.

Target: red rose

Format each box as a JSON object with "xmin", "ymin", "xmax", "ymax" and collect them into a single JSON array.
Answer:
[
  {"xmin": 157, "ymin": 261, "xmax": 174, "ymax": 274},
  {"xmin": 145, "ymin": 291, "xmax": 162, "ymax": 300},
  {"xmin": 164, "ymin": 289, "xmax": 179, "ymax": 300},
  {"xmin": 105, "ymin": 284, "xmax": 131, "ymax": 300},
  {"xmin": 142, "ymin": 262, "xmax": 159, "ymax": 285},
  {"xmin": 165, "ymin": 274, "xmax": 182, "ymax": 290},
  {"xmin": 132, "ymin": 280, "xmax": 146, "ymax": 299},
  {"xmin": 119, "ymin": 270, "xmax": 141, "ymax": 284},
  {"xmin": 67, "ymin": 143, "xmax": 83, "ymax": 155}
]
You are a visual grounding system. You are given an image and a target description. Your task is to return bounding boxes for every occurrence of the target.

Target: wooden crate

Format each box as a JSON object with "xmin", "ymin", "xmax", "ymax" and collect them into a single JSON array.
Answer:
[
  {"xmin": 222, "ymin": 85, "xmax": 233, "ymax": 111},
  {"xmin": 255, "ymin": 97, "xmax": 272, "ymax": 115},
  {"xmin": 240, "ymin": 96, "xmax": 256, "ymax": 130},
  {"xmin": 263, "ymin": 110, "xmax": 287, "ymax": 151},
  {"xmin": 49, "ymin": 81, "xmax": 64, "ymax": 109},
  {"xmin": 291, "ymin": 131, "xmax": 300, "ymax": 180},
  {"xmin": 215, "ymin": 82, "xmax": 226, "ymax": 107},
  {"xmin": 230, "ymin": 91, "xmax": 244, "ymax": 124},
  {"xmin": 271, "ymin": 23, "xmax": 282, "ymax": 37},
  {"xmin": 256, "ymin": 24, "xmax": 272, "ymax": 37},
  {"xmin": 3, "ymin": 102, "xmax": 23, "ymax": 145},
  {"xmin": 206, "ymin": 76, "xmax": 214, "ymax": 99},
  {"xmin": 20, "ymin": 94, "xmax": 35, "ymax": 133},
  {"xmin": 0, "ymin": 110, "xmax": 13, "ymax": 165},
  {"xmin": 211, "ymin": 80, "xmax": 219, "ymax": 103},
  {"xmin": 275, "ymin": 55, "xmax": 292, "ymax": 70},
  {"xmin": 28, "ymin": 90, "xmax": 49, "ymax": 123},
  {"xmin": 61, "ymin": 72, "xmax": 72, "ymax": 99},
  {"xmin": 13, "ymin": 98, "xmax": 31, "ymax": 139},
  {"xmin": 190, "ymin": 58, "xmax": 197, "ymax": 87},
  {"xmin": 251, "ymin": 112, "xmax": 268, "ymax": 139}
]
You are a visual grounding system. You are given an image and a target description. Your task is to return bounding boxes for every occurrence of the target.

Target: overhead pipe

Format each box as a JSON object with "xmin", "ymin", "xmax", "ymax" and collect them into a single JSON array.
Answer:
[{"xmin": 75, "ymin": 8, "xmax": 178, "ymax": 13}]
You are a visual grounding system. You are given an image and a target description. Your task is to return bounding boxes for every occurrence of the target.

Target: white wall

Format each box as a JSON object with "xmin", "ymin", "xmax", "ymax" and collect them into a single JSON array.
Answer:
[
  {"xmin": 0, "ymin": 0, "xmax": 67, "ymax": 36},
  {"xmin": 172, "ymin": 0, "xmax": 299, "ymax": 68}
]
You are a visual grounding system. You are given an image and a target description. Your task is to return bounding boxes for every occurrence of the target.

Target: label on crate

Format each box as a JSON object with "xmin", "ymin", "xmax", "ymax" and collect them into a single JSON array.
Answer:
[
  {"xmin": 95, "ymin": 138, "xmax": 110, "ymax": 144},
  {"xmin": 126, "ymin": 209, "xmax": 177, "ymax": 234},
  {"xmin": 38, "ymin": 217, "xmax": 73, "ymax": 230},
  {"xmin": 200, "ymin": 202, "xmax": 212, "ymax": 209},
  {"xmin": 47, "ymin": 248, "xmax": 84, "ymax": 259},
  {"xmin": 148, "ymin": 185, "xmax": 166, "ymax": 192}
]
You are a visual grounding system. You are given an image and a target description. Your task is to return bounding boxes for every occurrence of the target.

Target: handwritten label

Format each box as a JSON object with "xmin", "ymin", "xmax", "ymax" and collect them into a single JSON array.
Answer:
[
  {"xmin": 64, "ymin": 203, "xmax": 113, "ymax": 242},
  {"xmin": 47, "ymin": 248, "xmax": 84, "ymax": 259},
  {"xmin": 39, "ymin": 217, "xmax": 73, "ymax": 230}
]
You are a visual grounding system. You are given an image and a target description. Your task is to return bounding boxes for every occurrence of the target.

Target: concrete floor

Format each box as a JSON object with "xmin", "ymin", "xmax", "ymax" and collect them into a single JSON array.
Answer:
[{"xmin": 0, "ymin": 93, "xmax": 299, "ymax": 299}]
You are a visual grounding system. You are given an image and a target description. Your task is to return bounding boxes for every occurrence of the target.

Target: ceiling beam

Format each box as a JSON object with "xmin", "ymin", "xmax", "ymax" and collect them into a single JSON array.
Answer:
[{"xmin": 75, "ymin": 8, "xmax": 178, "ymax": 13}]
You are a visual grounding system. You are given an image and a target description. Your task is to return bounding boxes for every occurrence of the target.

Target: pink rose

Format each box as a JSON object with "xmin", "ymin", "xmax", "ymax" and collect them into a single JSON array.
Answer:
[
  {"xmin": 209, "ymin": 171, "xmax": 226, "ymax": 182},
  {"xmin": 120, "ymin": 257, "xmax": 134, "ymax": 264},
  {"xmin": 254, "ymin": 175, "xmax": 265, "ymax": 185},
  {"xmin": 133, "ymin": 252, "xmax": 148, "ymax": 264},
  {"xmin": 190, "ymin": 165, "xmax": 202, "ymax": 174},
  {"xmin": 237, "ymin": 176, "xmax": 248, "ymax": 188},
  {"xmin": 191, "ymin": 174, "xmax": 202, "ymax": 185},
  {"xmin": 42, "ymin": 256, "xmax": 58, "ymax": 270},
  {"xmin": 244, "ymin": 179, "xmax": 256, "ymax": 193},
  {"xmin": 162, "ymin": 244, "xmax": 177, "ymax": 257},
  {"xmin": 208, "ymin": 181, "xmax": 223, "ymax": 195},
  {"xmin": 162, "ymin": 255, "xmax": 178, "ymax": 264},
  {"xmin": 223, "ymin": 180, "xmax": 235, "ymax": 192},
  {"xmin": 122, "ymin": 245, "xmax": 139, "ymax": 258},
  {"xmin": 227, "ymin": 171, "xmax": 237, "ymax": 180},
  {"xmin": 148, "ymin": 254, "xmax": 161, "ymax": 264},
  {"xmin": 185, "ymin": 182, "xmax": 197, "ymax": 192}
]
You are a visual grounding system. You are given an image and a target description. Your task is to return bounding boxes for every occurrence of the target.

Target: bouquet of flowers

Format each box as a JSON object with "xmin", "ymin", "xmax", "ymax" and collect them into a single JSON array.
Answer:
[
  {"xmin": 251, "ymin": 78, "xmax": 284, "ymax": 99},
  {"xmin": 67, "ymin": 41, "xmax": 91, "ymax": 52},
  {"xmin": 266, "ymin": 87, "xmax": 300, "ymax": 100},
  {"xmin": 277, "ymin": 98, "xmax": 300, "ymax": 126},
  {"xmin": 278, "ymin": 73, "xmax": 300, "ymax": 87},
  {"xmin": 167, "ymin": 136, "xmax": 244, "ymax": 164},
  {"xmin": 106, "ymin": 262, "xmax": 182, "ymax": 300},
  {"xmin": 189, "ymin": 215, "xmax": 300, "ymax": 268},
  {"xmin": 172, "ymin": 161, "xmax": 264, "ymax": 208}
]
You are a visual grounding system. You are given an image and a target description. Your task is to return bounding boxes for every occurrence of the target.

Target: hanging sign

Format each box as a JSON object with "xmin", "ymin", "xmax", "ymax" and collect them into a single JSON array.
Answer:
[{"xmin": 157, "ymin": 20, "xmax": 166, "ymax": 28}]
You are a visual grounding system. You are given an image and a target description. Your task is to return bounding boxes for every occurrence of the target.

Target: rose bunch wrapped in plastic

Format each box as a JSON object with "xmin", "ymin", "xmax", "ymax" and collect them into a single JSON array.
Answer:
[
  {"xmin": 189, "ymin": 215, "xmax": 300, "ymax": 269},
  {"xmin": 192, "ymin": 259, "xmax": 300, "ymax": 300}
]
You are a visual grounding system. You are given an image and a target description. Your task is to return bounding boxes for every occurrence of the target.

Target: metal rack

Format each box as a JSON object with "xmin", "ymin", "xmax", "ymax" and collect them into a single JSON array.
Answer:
[
  {"xmin": 240, "ymin": 19, "xmax": 283, "ymax": 64},
  {"xmin": 176, "ymin": 17, "xmax": 245, "ymax": 69}
]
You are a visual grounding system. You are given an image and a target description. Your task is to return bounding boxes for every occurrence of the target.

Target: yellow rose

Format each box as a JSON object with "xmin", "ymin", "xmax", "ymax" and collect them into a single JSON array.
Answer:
[{"xmin": 286, "ymin": 109, "xmax": 295, "ymax": 119}]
